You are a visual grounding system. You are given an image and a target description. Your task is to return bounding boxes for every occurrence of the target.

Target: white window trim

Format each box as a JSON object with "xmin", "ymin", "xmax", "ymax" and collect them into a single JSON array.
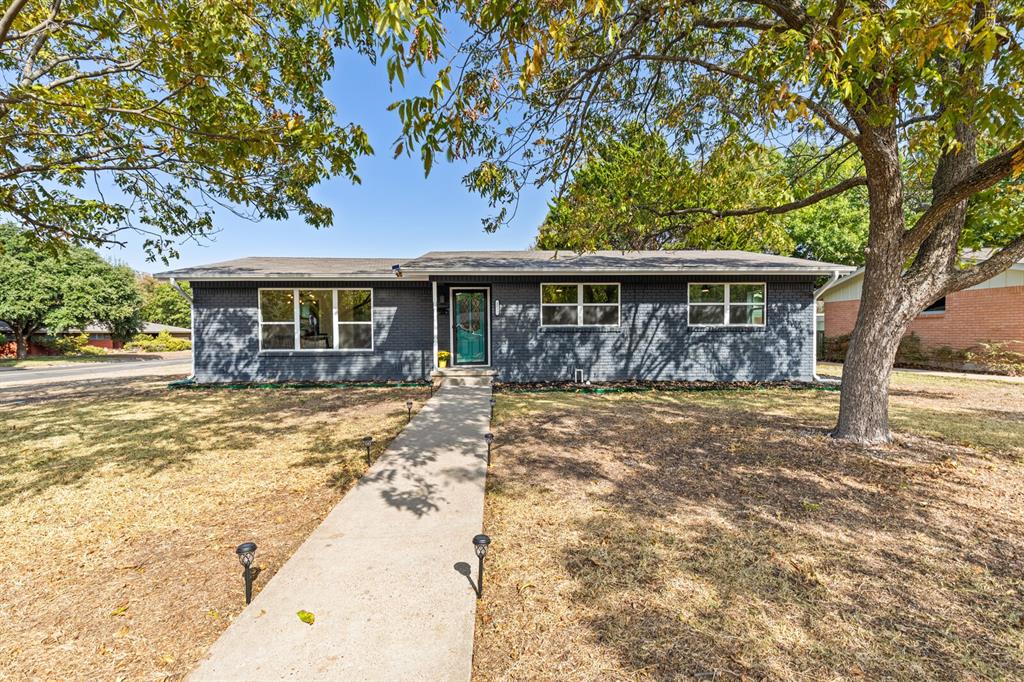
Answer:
[
  {"xmin": 687, "ymin": 282, "xmax": 767, "ymax": 328},
  {"xmin": 258, "ymin": 287, "xmax": 374, "ymax": 352},
  {"xmin": 539, "ymin": 282, "xmax": 621, "ymax": 328}
]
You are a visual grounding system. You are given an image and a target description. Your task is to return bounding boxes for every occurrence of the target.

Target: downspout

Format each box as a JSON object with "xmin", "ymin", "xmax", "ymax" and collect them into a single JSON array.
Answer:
[
  {"xmin": 812, "ymin": 271, "xmax": 842, "ymax": 383},
  {"xmin": 169, "ymin": 277, "xmax": 195, "ymax": 379}
]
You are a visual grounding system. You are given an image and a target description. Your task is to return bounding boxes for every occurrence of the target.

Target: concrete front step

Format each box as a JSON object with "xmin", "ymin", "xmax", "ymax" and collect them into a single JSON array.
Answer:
[{"xmin": 431, "ymin": 367, "xmax": 494, "ymax": 388}]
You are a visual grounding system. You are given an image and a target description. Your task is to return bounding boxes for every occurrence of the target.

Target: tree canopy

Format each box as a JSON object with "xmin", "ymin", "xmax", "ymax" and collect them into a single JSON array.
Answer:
[
  {"xmin": 1, "ymin": 0, "xmax": 375, "ymax": 260},
  {"xmin": 0, "ymin": 223, "xmax": 141, "ymax": 357},
  {"xmin": 535, "ymin": 126, "xmax": 871, "ymax": 265},
  {"xmin": 138, "ymin": 276, "xmax": 191, "ymax": 328}
]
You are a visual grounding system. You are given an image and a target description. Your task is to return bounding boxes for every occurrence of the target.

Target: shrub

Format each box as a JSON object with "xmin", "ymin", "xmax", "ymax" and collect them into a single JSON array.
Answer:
[
  {"xmin": 124, "ymin": 331, "xmax": 191, "ymax": 352},
  {"xmin": 966, "ymin": 342, "xmax": 1024, "ymax": 376},
  {"xmin": 42, "ymin": 333, "xmax": 107, "ymax": 356},
  {"xmin": 895, "ymin": 333, "xmax": 928, "ymax": 365},
  {"xmin": 820, "ymin": 334, "xmax": 850, "ymax": 362}
]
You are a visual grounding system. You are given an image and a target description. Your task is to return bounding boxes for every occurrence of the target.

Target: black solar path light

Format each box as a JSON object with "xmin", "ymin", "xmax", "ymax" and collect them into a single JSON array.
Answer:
[
  {"xmin": 406, "ymin": 399, "xmax": 413, "ymax": 422},
  {"xmin": 484, "ymin": 432, "xmax": 494, "ymax": 465},
  {"xmin": 236, "ymin": 542, "xmax": 257, "ymax": 605},
  {"xmin": 472, "ymin": 534, "xmax": 491, "ymax": 598},
  {"xmin": 362, "ymin": 436, "xmax": 373, "ymax": 465},
  {"xmin": 489, "ymin": 397, "xmax": 496, "ymax": 419}
]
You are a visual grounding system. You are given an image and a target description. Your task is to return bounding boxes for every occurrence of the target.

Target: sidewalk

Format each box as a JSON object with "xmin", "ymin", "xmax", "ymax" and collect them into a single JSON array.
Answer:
[
  {"xmin": 818, "ymin": 361, "xmax": 1024, "ymax": 384},
  {"xmin": 189, "ymin": 384, "xmax": 492, "ymax": 681}
]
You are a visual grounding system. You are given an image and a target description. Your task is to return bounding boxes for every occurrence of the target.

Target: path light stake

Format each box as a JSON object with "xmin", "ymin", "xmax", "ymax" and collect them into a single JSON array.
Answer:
[
  {"xmin": 406, "ymin": 399, "xmax": 413, "ymax": 423},
  {"xmin": 362, "ymin": 436, "xmax": 373, "ymax": 465},
  {"xmin": 472, "ymin": 534, "xmax": 491, "ymax": 599},
  {"xmin": 489, "ymin": 397, "xmax": 496, "ymax": 419},
  {"xmin": 484, "ymin": 433, "xmax": 494, "ymax": 465},
  {"xmin": 236, "ymin": 542, "xmax": 257, "ymax": 605}
]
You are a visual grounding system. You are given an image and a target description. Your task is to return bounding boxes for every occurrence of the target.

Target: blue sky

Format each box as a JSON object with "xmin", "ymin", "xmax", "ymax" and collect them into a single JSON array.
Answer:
[{"xmin": 105, "ymin": 49, "xmax": 553, "ymax": 274}]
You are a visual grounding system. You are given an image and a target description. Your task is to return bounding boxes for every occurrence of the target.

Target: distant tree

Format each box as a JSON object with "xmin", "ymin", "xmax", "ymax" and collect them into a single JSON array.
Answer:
[
  {"xmin": 0, "ymin": 0, "xmax": 375, "ymax": 261},
  {"xmin": 535, "ymin": 128, "xmax": 874, "ymax": 264},
  {"xmin": 0, "ymin": 224, "xmax": 141, "ymax": 358},
  {"xmin": 137, "ymin": 276, "xmax": 191, "ymax": 328},
  {"xmin": 535, "ymin": 127, "xmax": 797, "ymax": 255}
]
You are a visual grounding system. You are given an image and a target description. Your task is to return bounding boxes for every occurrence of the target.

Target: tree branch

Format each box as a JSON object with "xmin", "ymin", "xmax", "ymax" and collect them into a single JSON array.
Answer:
[
  {"xmin": 658, "ymin": 175, "xmax": 866, "ymax": 219},
  {"xmin": 625, "ymin": 52, "xmax": 859, "ymax": 141},
  {"xmin": 0, "ymin": 0, "xmax": 30, "ymax": 44},
  {"xmin": 948, "ymin": 233, "xmax": 1024, "ymax": 291},
  {"xmin": 902, "ymin": 140, "xmax": 1024, "ymax": 257}
]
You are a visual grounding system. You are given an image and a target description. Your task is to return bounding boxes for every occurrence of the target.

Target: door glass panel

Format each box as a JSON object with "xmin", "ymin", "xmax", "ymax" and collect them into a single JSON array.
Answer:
[{"xmin": 454, "ymin": 291, "xmax": 487, "ymax": 364}]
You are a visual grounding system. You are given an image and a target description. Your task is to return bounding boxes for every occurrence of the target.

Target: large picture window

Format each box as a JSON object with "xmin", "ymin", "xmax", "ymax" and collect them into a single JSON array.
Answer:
[
  {"xmin": 688, "ymin": 283, "xmax": 766, "ymax": 327},
  {"xmin": 541, "ymin": 283, "xmax": 620, "ymax": 327},
  {"xmin": 259, "ymin": 288, "xmax": 373, "ymax": 350}
]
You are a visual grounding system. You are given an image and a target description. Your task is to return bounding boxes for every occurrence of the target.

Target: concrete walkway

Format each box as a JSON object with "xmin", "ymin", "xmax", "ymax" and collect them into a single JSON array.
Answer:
[
  {"xmin": 190, "ymin": 384, "xmax": 492, "ymax": 681},
  {"xmin": 818, "ymin": 361, "xmax": 1024, "ymax": 384}
]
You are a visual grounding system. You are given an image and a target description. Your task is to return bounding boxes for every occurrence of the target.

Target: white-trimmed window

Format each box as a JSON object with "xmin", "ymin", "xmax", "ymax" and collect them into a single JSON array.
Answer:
[
  {"xmin": 258, "ymin": 288, "xmax": 373, "ymax": 350},
  {"xmin": 688, "ymin": 283, "xmax": 766, "ymax": 327},
  {"xmin": 541, "ymin": 283, "xmax": 620, "ymax": 326}
]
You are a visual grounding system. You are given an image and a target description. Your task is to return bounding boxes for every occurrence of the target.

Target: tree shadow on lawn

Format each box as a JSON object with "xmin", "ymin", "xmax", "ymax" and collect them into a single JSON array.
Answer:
[
  {"xmin": 487, "ymin": 393, "xmax": 1024, "ymax": 680},
  {"xmin": 0, "ymin": 381, "xmax": 423, "ymax": 505}
]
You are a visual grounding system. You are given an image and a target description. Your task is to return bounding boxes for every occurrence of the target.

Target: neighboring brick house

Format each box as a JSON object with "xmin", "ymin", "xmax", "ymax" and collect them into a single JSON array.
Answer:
[
  {"xmin": 0, "ymin": 322, "xmax": 191, "ymax": 356},
  {"xmin": 819, "ymin": 254, "xmax": 1024, "ymax": 352},
  {"xmin": 155, "ymin": 251, "xmax": 853, "ymax": 384}
]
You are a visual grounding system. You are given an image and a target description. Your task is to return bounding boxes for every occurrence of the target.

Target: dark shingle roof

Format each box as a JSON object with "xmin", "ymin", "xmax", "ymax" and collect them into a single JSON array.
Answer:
[
  {"xmin": 402, "ymin": 250, "xmax": 854, "ymax": 275},
  {"xmin": 154, "ymin": 250, "xmax": 854, "ymax": 280},
  {"xmin": 155, "ymin": 257, "xmax": 406, "ymax": 280}
]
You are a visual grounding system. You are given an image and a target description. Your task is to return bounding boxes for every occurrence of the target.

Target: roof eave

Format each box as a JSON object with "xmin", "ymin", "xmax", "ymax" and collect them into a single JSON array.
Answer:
[
  {"xmin": 154, "ymin": 273, "xmax": 430, "ymax": 281},
  {"xmin": 406, "ymin": 267, "xmax": 854, "ymax": 277}
]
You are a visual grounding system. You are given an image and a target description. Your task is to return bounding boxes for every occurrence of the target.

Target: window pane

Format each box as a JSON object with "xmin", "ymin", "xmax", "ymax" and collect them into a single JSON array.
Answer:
[
  {"xmin": 729, "ymin": 305, "xmax": 765, "ymax": 325},
  {"xmin": 299, "ymin": 290, "xmax": 333, "ymax": 349},
  {"xmin": 689, "ymin": 284, "xmax": 725, "ymax": 303},
  {"xmin": 542, "ymin": 305, "xmax": 578, "ymax": 325},
  {"xmin": 261, "ymin": 323, "xmax": 294, "ymax": 349},
  {"xmin": 923, "ymin": 296, "xmax": 946, "ymax": 313},
  {"xmin": 730, "ymin": 284, "xmax": 765, "ymax": 304},
  {"xmin": 689, "ymin": 305, "xmax": 725, "ymax": 325},
  {"xmin": 338, "ymin": 324, "xmax": 373, "ymax": 349},
  {"xmin": 260, "ymin": 290, "xmax": 294, "ymax": 322},
  {"xmin": 583, "ymin": 284, "xmax": 618, "ymax": 304},
  {"xmin": 338, "ymin": 289, "xmax": 372, "ymax": 322},
  {"xmin": 582, "ymin": 305, "xmax": 618, "ymax": 325},
  {"xmin": 542, "ymin": 285, "xmax": 577, "ymax": 304}
]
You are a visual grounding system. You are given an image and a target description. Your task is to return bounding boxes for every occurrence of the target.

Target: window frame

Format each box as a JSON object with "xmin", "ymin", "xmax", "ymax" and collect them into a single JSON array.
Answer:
[
  {"xmin": 687, "ymin": 282, "xmax": 767, "ymax": 328},
  {"xmin": 539, "ymin": 282, "xmax": 621, "ymax": 328},
  {"xmin": 257, "ymin": 287, "xmax": 374, "ymax": 352}
]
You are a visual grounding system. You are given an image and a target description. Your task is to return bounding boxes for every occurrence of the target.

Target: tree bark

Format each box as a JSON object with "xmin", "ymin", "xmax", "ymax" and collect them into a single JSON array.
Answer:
[
  {"xmin": 14, "ymin": 328, "xmax": 28, "ymax": 359},
  {"xmin": 833, "ymin": 123, "xmax": 909, "ymax": 444}
]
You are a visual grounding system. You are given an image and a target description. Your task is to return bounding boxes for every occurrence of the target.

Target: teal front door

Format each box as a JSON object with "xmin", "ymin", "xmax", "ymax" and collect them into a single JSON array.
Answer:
[{"xmin": 452, "ymin": 289, "xmax": 488, "ymax": 365}]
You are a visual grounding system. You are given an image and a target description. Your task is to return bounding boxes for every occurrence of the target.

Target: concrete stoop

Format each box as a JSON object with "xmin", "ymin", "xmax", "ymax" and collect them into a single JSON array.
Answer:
[{"xmin": 431, "ymin": 367, "xmax": 495, "ymax": 388}]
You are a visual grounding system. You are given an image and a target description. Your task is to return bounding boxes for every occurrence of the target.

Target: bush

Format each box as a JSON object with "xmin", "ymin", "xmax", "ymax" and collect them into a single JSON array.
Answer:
[
  {"xmin": 820, "ymin": 334, "xmax": 850, "ymax": 362},
  {"xmin": 895, "ymin": 333, "xmax": 928, "ymax": 365},
  {"xmin": 124, "ymin": 330, "xmax": 191, "ymax": 352},
  {"xmin": 42, "ymin": 333, "xmax": 107, "ymax": 356},
  {"xmin": 966, "ymin": 341, "xmax": 1024, "ymax": 376}
]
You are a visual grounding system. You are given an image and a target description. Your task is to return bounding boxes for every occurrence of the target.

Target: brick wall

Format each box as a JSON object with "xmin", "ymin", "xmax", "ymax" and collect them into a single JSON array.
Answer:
[
  {"xmin": 192, "ymin": 280, "xmax": 434, "ymax": 383},
  {"xmin": 824, "ymin": 285, "xmax": 1024, "ymax": 350},
  {"xmin": 192, "ymin": 276, "xmax": 817, "ymax": 384}
]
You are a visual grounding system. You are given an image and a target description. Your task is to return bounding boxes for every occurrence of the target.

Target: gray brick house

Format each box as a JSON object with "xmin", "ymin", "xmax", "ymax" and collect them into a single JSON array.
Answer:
[{"xmin": 156, "ymin": 250, "xmax": 853, "ymax": 384}]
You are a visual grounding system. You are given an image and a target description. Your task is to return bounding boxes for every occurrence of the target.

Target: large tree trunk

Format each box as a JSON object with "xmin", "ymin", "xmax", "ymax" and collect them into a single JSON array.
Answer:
[
  {"xmin": 833, "ymin": 297, "xmax": 910, "ymax": 444},
  {"xmin": 14, "ymin": 328, "xmax": 29, "ymax": 359},
  {"xmin": 833, "ymin": 123, "xmax": 910, "ymax": 444}
]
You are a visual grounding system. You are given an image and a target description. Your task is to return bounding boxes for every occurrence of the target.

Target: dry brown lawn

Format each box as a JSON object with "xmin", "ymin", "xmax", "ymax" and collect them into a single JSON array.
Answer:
[
  {"xmin": 0, "ymin": 376, "xmax": 428, "ymax": 681},
  {"xmin": 476, "ymin": 372, "xmax": 1024, "ymax": 681}
]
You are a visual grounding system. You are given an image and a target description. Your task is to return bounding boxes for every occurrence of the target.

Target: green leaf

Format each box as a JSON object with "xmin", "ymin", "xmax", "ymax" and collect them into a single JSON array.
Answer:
[{"xmin": 297, "ymin": 610, "xmax": 315, "ymax": 625}]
